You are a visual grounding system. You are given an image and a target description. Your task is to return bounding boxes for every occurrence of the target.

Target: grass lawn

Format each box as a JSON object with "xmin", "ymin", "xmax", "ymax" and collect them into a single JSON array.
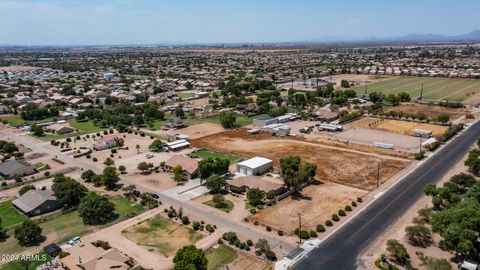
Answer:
[
  {"xmin": 206, "ymin": 244, "xmax": 238, "ymax": 270},
  {"xmin": 0, "ymin": 201, "xmax": 28, "ymax": 228},
  {"xmin": 177, "ymin": 92, "xmax": 193, "ymax": 99},
  {"xmin": 67, "ymin": 119, "xmax": 104, "ymax": 133},
  {"xmin": 0, "ymin": 251, "xmax": 52, "ymax": 270},
  {"xmin": 204, "ymin": 199, "xmax": 234, "ymax": 213},
  {"xmin": 190, "ymin": 149, "xmax": 242, "ymax": 163},
  {"xmin": 32, "ymin": 120, "xmax": 106, "ymax": 141},
  {"xmin": 351, "ymin": 76, "xmax": 480, "ymax": 102},
  {"xmin": 33, "ymin": 162, "xmax": 47, "ymax": 171},
  {"xmin": 0, "ymin": 197, "xmax": 145, "ymax": 255},
  {"xmin": 0, "ymin": 115, "xmax": 25, "ymax": 126},
  {"xmin": 122, "ymin": 215, "xmax": 203, "ymax": 257}
]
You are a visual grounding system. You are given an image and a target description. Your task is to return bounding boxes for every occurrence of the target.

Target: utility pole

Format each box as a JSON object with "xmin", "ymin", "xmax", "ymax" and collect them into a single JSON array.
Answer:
[
  {"xmin": 291, "ymin": 78, "xmax": 293, "ymax": 89},
  {"xmin": 420, "ymin": 83, "xmax": 424, "ymax": 100},
  {"xmin": 376, "ymin": 163, "xmax": 380, "ymax": 188},
  {"xmin": 298, "ymin": 213, "xmax": 302, "ymax": 244}
]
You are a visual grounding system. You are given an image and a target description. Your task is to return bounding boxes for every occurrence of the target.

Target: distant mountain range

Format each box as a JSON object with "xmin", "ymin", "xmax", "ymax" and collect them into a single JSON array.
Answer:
[{"xmin": 309, "ymin": 29, "xmax": 480, "ymax": 43}]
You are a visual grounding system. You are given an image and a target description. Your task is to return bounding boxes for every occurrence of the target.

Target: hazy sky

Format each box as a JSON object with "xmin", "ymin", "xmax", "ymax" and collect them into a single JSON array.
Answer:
[{"xmin": 1, "ymin": 0, "xmax": 479, "ymax": 45}]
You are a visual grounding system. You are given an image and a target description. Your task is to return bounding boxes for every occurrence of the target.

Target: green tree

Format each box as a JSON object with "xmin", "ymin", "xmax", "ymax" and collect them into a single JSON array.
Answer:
[
  {"xmin": 204, "ymin": 174, "xmax": 225, "ymax": 193},
  {"xmin": 465, "ymin": 149, "xmax": 480, "ymax": 176},
  {"xmin": 386, "ymin": 239, "xmax": 409, "ymax": 265},
  {"xmin": 137, "ymin": 162, "xmax": 153, "ymax": 174},
  {"xmin": 435, "ymin": 113, "xmax": 450, "ymax": 124},
  {"xmin": 81, "ymin": 169, "xmax": 96, "ymax": 182},
  {"xmin": 173, "ymin": 245, "xmax": 208, "ymax": 270},
  {"xmin": 219, "ymin": 111, "xmax": 237, "ymax": 129},
  {"xmin": 52, "ymin": 174, "xmax": 88, "ymax": 208},
  {"xmin": 340, "ymin": 80, "xmax": 350, "ymax": 88},
  {"xmin": 198, "ymin": 157, "xmax": 230, "ymax": 180},
  {"xmin": 149, "ymin": 139, "xmax": 165, "ymax": 151},
  {"xmin": 102, "ymin": 166, "xmax": 120, "ymax": 190},
  {"xmin": 78, "ymin": 193, "xmax": 115, "ymax": 225},
  {"xmin": 247, "ymin": 188, "xmax": 264, "ymax": 206},
  {"xmin": 18, "ymin": 185, "xmax": 36, "ymax": 196},
  {"xmin": 14, "ymin": 220, "xmax": 43, "ymax": 246},
  {"xmin": 172, "ymin": 165, "xmax": 185, "ymax": 182},
  {"xmin": 212, "ymin": 194, "xmax": 226, "ymax": 208},
  {"xmin": 405, "ymin": 224, "xmax": 432, "ymax": 247},
  {"xmin": 31, "ymin": 124, "xmax": 44, "ymax": 137}
]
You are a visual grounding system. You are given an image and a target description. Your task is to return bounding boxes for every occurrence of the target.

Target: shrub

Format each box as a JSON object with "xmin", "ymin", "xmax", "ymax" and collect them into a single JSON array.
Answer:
[
  {"xmin": 181, "ymin": 216, "xmax": 189, "ymax": 225},
  {"xmin": 234, "ymin": 239, "xmax": 241, "ymax": 247},
  {"xmin": 222, "ymin": 232, "xmax": 237, "ymax": 242},
  {"xmin": 345, "ymin": 205, "xmax": 352, "ymax": 211},
  {"xmin": 92, "ymin": 157, "xmax": 98, "ymax": 162},
  {"xmin": 206, "ymin": 224, "xmax": 214, "ymax": 233},
  {"xmin": 325, "ymin": 220, "xmax": 333, "ymax": 226},
  {"xmin": 352, "ymin": 201, "xmax": 357, "ymax": 207},
  {"xmin": 255, "ymin": 250, "xmax": 262, "ymax": 256},
  {"xmin": 316, "ymin": 224, "xmax": 325, "ymax": 232},
  {"xmin": 217, "ymin": 238, "xmax": 223, "ymax": 244},
  {"xmin": 357, "ymin": 197, "xmax": 363, "ymax": 203},
  {"xmin": 192, "ymin": 221, "xmax": 200, "ymax": 231},
  {"xmin": 266, "ymin": 226, "xmax": 272, "ymax": 231},
  {"xmin": 246, "ymin": 239, "xmax": 253, "ymax": 246},
  {"xmin": 277, "ymin": 230, "xmax": 284, "ymax": 236},
  {"xmin": 309, "ymin": 230, "xmax": 317, "ymax": 238},
  {"xmin": 338, "ymin": 209, "xmax": 346, "ymax": 216},
  {"xmin": 265, "ymin": 250, "xmax": 277, "ymax": 261},
  {"xmin": 254, "ymin": 221, "xmax": 259, "ymax": 226},
  {"xmin": 239, "ymin": 242, "xmax": 246, "ymax": 250}
]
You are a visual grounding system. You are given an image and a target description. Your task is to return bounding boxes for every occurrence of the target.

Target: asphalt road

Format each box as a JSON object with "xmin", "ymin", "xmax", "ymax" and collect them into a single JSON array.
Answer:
[{"xmin": 292, "ymin": 121, "xmax": 480, "ymax": 270}]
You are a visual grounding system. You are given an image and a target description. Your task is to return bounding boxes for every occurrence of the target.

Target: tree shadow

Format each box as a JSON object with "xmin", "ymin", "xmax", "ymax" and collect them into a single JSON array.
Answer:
[{"xmin": 291, "ymin": 191, "xmax": 312, "ymax": 201}]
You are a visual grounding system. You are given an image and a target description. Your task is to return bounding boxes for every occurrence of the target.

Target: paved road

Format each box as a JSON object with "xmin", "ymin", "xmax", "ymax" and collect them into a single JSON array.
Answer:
[
  {"xmin": 0, "ymin": 129, "xmax": 296, "ymax": 253},
  {"xmin": 292, "ymin": 121, "xmax": 480, "ymax": 270}
]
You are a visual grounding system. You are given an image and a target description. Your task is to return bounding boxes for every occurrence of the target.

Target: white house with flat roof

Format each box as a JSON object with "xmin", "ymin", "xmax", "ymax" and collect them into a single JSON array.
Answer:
[{"xmin": 236, "ymin": 157, "xmax": 273, "ymax": 176}]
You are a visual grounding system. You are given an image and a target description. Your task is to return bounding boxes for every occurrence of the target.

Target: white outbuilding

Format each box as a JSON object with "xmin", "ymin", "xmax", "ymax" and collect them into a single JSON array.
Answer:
[{"xmin": 236, "ymin": 157, "xmax": 273, "ymax": 176}]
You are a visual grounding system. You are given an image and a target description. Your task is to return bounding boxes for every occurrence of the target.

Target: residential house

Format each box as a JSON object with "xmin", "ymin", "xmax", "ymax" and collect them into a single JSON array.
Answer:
[
  {"xmin": 44, "ymin": 124, "xmax": 74, "ymax": 134},
  {"xmin": 0, "ymin": 160, "xmax": 36, "ymax": 179},
  {"xmin": 60, "ymin": 242, "xmax": 133, "ymax": 270},
  {"xmin": 93, "ymin": 135, "xmax": 118, "ymax": 151},
  {"xmin": 167, "ymin": 117, "xmax": 185, "ymax": 129},
  {"xmin": 12, "ymin": 189, "xmax": 62, "ymax": 217},
  {"xmin": 165, "ymin": 155, "xmax": 198, "ymax": 179},
  {"xmin": 228, "ymin": 175, "xmax": 284, "ymax": 195}
]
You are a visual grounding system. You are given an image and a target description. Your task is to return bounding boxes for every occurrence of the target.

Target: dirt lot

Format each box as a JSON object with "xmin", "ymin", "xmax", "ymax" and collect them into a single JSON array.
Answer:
[
  {"xmin": 58, "ymin": 131, "xmax": 156, "ymax": 169},
  {"xmin": 348, "ymin": 117, "xmax": 448, "ymax": 137},
  {"xmin": 122, "ymin": 215, "xmax": 204, "ymax": 258},
  {"xmin": 229, "ymin": 251, "xmax": 273, "ymax": 270},
  {"xmin": 253, "ymin": 181, "xmax": 367, "ymax": 232},
  {"xmin": 320, "ymin": 74, "xmax": 389, "ymax": 89},
  {"xmin": 334, "ymin": 128, "xmax": 422, "ymax": 152},
  {"xmin": 384, "ymin": 102, "xmax": 468, "ymax": 121},
  {"xmin": 191, "ymin": 129, "xmax": 410, "ymax": 190},
  {"xmin": 146, "ymin": 122, "xmax": 225, "ymax": 140}
]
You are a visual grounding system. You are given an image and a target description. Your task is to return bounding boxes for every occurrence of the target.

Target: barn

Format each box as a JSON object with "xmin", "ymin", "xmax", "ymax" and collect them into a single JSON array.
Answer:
[{"xmin": 236, "ymin": 157, "xmax": 273, "ymax": 176}]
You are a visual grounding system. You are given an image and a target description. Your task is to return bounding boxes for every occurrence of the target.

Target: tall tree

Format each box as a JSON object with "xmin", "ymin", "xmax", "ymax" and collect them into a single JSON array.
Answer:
[
  {"xmin": 14, "ymin": 220, "xmax": 43, "ymax": 246},
  {"xmin": 78, "ymin": 193, "xmax": 115, "ymax": 225},
  {"xmin": 173, "ymin": 245, "xmax": 208, "ymax": 270},
  {"xmin": 52, "ymin": 174, "xmax": 88, "ymax": 208},
  {"xmin": 102, "ymin": 166, "xmax": 120, "ymax": 190}
]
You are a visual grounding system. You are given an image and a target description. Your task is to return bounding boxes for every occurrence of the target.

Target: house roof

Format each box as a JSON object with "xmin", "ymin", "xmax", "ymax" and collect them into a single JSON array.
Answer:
[
  {"xmin": 12, "ymin": 189, "xmax": 57, "ymax": 213},
  {"xmin": 61, "ymin": 243, "xmax": 129, "ymax": 270},
  {"xmin": 228, "ymin": 175, "xmax": 283, "ymax": 192},
  {"xmin": 165, "ymin": 155, "xmax": 198, "ymax": 175},
  {"xmin": 0, "ymin": 160, "xmax": 33, "ymax": 176},
  {"xmin": 236, "ymin": 157, "xmax": 272, "ymax": 169}
]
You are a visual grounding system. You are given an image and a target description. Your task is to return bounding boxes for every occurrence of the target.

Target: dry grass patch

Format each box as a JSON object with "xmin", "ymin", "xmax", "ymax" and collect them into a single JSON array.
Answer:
[{"xmin": 122, "ymin": 215, "xmax": 203, "ymax": 257}]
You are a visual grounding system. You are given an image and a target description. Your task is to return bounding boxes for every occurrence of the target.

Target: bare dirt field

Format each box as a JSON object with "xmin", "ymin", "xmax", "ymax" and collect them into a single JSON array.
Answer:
[
  {"xmin": 320, "ymin": 74, "xmax": 390, "ymax": 89},
  {"xmin": 229, "ymin": 252, "xmax": 273, "ymax": 270},
  {"xmin": 348, "ymin": 117, "xmax": 448, "ymax": 137},
  {"xmin": 334, "ymin": 128, "xmax": 422, "ymax": 152},
  {"xmin": 145, "ymin": 122, "xmax": 225, "ymax": 140},
  {"xmin": 384, "ymin": 102, "xmax": 467, "ymax": 121},
  {"xmin": 190, "ymin": 129, "xmax": 410, "ymax": 190},
  {"xmin": 126, "ymin": 172, "xmax": 178, "ymax": 193},
  {"xmin": 252, "ymin": 181, "xmax": 367, "ymax": 232},
  {"xmin": 122, "ymin": 215, "xmax": 204, "ymax": 258}
]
